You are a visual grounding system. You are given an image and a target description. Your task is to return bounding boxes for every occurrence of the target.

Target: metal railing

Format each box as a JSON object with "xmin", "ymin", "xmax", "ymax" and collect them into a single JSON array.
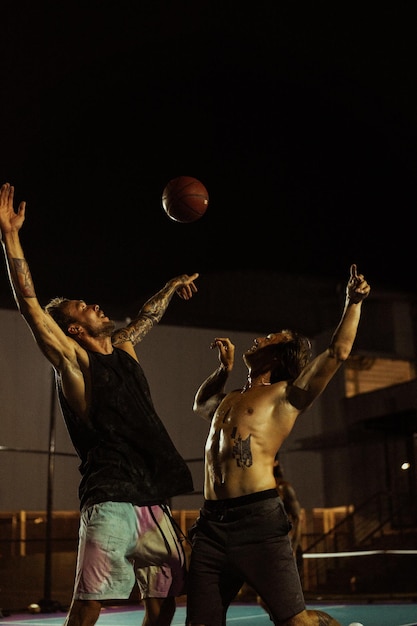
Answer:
[{"xmin": 301, "ymin": 491, "xmax": 417, "ymax": 596}]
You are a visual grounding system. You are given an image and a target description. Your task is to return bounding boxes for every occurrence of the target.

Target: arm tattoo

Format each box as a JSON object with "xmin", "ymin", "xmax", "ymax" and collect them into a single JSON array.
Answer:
[
  {"xmin": 141, "ymin": 284, "xmax": 174, "ymax": 325},
  {"xmin": 112, "ymin": 284, "xmax": 176, "ymax": 347},
  {"xmin": 197, "ymin": 366, "xmax": 229, "ymax": 403},
  {"xmin": 13, "ymin": 258, "xmax": 36, "ymax": 298},
  {"xmin": 112, "ymin": 315, "xmax": 154, "ymax": 347}
]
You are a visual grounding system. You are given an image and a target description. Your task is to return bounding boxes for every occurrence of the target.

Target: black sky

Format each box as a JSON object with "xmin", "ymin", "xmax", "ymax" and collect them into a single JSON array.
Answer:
[{"xmin": 1, "ymin": 3, "xmax": 416, "ymax": 321}]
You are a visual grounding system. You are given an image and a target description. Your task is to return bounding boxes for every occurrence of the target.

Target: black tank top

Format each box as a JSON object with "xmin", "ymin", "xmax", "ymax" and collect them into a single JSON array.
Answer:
[{"xmin": 56, "ymin": 347, "xmax": 193, "ymax": 511}]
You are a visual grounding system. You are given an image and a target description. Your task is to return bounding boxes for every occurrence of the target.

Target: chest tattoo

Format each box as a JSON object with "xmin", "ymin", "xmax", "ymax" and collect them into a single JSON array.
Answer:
[{"xmin": 231, "ymin": 431, "xmax": 252, "ymax": 468}]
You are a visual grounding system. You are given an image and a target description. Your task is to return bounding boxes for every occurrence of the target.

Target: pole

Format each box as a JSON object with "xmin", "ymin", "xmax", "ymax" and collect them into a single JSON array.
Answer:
[{"xmin": 38, "ymin": 369, "xmax": 62, "ymax": 612}]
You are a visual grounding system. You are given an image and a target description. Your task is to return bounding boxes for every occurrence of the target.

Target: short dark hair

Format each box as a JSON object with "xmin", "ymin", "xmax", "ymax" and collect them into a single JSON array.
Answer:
[{"xmin": 270, "ymin": 331, "xmax": 312, "ymax": 383}]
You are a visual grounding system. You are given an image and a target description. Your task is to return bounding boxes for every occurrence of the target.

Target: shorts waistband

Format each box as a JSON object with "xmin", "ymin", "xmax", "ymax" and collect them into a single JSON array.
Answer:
[{"xmin": 204, "ymin": 488, "xmax": 278, "ymax": 511}]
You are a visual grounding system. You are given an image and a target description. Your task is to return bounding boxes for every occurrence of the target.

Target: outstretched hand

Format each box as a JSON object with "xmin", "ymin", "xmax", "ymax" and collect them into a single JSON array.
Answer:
[
  {"xmin": 175, "ymin": 273, "xmax": 199, "ymax": 300},
  {"xmin": 210, "ymin": 337, "xmax": 235, "ymax": 371},
  {"xmin": 347, "ymin": 264, "xmax": 371, "ymax": 303},
  {"xmin": 0, "ymin": 183, "xmax": 26, "ymax": 238}
]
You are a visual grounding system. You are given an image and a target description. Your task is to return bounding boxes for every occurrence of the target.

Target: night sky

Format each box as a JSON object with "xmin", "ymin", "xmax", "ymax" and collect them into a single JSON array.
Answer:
[{"xmin": 1, "ymin": 3, "xmax": 416, "ymax": 323}]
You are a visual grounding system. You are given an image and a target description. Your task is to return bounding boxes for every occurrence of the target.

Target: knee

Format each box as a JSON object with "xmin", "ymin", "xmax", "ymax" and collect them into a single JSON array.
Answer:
[
  {"xmin": 306, "ymin": 609, "xmax": 342, "ymax": 625},
  {"xmin": 143, "ymin": 597, "xmax": 176, "ymax": 625},
  {"xmin": 65, "ymin": 599, "xmax": 102, "ymax": 625}
]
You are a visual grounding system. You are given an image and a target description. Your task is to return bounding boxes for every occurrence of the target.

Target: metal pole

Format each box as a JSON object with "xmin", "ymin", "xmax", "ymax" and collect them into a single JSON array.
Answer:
[{"xmin": 38, "ymin": 369, "xmax": 61, "ymax": 612}]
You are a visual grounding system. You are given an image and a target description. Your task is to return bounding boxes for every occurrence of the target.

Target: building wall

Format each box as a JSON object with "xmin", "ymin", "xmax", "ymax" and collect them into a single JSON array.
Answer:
[{"xmin": 1, "ymin": 283, "xmax": 416, "ymax": 514}]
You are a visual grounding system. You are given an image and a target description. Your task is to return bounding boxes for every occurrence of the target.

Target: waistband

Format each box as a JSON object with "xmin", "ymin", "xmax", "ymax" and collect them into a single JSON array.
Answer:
[{"xmin": 204, "ymin": 488, "xmax": 278, "ymax": 511}]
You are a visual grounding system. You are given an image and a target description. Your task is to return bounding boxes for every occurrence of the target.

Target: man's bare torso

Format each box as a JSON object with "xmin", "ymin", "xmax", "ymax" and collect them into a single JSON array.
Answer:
[{"xmin": 204, "ymin": 382, "xmax": 299, "ymax": 500}]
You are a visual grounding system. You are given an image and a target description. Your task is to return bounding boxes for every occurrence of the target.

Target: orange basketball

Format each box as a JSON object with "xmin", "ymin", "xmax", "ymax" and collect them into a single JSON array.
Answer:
[{"xmin": 162, "ymin": 176, "xmax": 209, "ymax": 223}]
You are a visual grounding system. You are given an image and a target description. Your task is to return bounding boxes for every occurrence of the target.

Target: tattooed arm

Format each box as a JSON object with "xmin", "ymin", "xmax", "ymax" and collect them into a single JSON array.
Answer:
[
  {"xmin": 0, "ymin": 183, "xmax": 30, "ymax": 305},
  {"xmin": 111, "ymin": 273, "xmax": 199, "ymax": 351},
  {"xmin": 0, "ymin": 183, "xmax": 83, "ymax": 371},
  {"xmin": 193, "ymin": 337, "xmax": 235, "ymax": 421}
]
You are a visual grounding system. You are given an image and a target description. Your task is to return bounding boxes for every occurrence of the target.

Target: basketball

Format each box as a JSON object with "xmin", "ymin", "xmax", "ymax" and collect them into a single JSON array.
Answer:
[{"xmin": 162, "ymin": 176, "xmax": 209, "ymax": 223}]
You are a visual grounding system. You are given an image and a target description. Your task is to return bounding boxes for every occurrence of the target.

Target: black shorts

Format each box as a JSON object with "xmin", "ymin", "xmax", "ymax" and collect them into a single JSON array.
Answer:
[{"xmin": 186, "ymin": 489, "xmax": 305, "ymax": 625}]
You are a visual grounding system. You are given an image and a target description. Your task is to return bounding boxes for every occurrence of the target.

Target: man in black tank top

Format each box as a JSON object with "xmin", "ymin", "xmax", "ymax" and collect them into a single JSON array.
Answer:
[{"xmin": 0, "ymin": 182, "xmax": 198, "ymax": 626}]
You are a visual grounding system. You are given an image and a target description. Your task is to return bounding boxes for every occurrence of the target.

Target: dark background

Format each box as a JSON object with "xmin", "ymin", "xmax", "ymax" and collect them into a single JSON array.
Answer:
[{"xmin": 1, "ymin": 2, "xmax": 416, "ymax": 324}]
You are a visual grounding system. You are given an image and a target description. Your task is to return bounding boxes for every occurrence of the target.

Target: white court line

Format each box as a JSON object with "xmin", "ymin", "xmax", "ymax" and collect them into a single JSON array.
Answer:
[{"xmin": 303, "ymin": 549, "xmax": 417, "ymax": 557}]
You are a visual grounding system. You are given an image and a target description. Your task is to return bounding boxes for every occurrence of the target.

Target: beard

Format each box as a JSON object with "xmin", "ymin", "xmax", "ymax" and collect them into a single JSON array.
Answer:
[{"xmin": 87, "ymin": 319, "xmax": 116, "ymax": 338}]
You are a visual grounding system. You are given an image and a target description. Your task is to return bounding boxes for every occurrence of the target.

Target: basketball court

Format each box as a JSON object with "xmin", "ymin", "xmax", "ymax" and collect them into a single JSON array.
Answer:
[{"xmin": 1, "ymin": 602, "xmax": 416, "ymax": 626}]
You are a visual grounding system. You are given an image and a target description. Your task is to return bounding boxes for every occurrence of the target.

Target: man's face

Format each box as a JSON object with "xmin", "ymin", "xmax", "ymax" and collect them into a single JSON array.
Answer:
[
  {"xmin": 244, "ymin": 331, "xmax": 293, "ymax": 357},
  {"xmin": 65, "ymin": 300, "xmax": 115, "ymax": 338},
  {"xmin": 242, "ymin": 331, "xmax": 293, "ymax": 371}
]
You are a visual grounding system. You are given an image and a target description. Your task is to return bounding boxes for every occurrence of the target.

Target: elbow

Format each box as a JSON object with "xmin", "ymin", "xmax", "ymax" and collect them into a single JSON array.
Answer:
[
  {"xmin": 192, "ymin": 398, "xmax": 206, "ymax": 417},
  {"xmin": 193, "ymin": 398, "xmax": 215, "ymax": 422},
  {"xmin": 331, "ymin": 343, "xmax": 352, "ymax": 363},
  {"xmin": 192, "ymin": 391, "xmax": 204, "ymax": 413}
]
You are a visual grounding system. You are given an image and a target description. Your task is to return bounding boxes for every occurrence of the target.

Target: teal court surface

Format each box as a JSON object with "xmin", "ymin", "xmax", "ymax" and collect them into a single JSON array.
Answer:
[{"xmin": 1, "ymin": 602, "xmax": 416, "ymax": 626}]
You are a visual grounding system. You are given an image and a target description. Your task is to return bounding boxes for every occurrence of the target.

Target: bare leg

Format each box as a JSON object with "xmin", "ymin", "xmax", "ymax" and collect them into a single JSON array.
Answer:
[
  {"xmin": 142, "ymin": 597, "xmax": 176, "ymax": 625},
  {"xmin": 63, "ymin": 599, "xmax": 102, "ymax": 626},
  {"xmin": 282, "ymin": 609, "xmax": 342, "ymax": 625},
  {"xmin": 305, "ymin": 610, "xmax": 342, "ymax": 625}
]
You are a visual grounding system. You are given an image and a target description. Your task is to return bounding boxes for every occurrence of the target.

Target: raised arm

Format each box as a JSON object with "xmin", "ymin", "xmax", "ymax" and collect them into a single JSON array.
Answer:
[
  {"xmin": 287, "ymin": 264, "xmax": 370, "ymax": 410},
  {"xmin": 0, "ymin": 183, "xmax": 75, "ymax": 369},
  {"xmin": 111, "ymin": 273, "xmax": 199, "ymax": 350},
  {"xmin": 193, "ymin": 337, "xmax": 235, "ymax": 421}
]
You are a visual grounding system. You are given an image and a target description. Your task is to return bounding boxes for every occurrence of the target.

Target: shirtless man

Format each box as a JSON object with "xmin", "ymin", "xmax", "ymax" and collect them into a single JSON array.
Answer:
[{"xmin": 186, "ymin": 264, "xmax": 370, "ymax": 626}]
